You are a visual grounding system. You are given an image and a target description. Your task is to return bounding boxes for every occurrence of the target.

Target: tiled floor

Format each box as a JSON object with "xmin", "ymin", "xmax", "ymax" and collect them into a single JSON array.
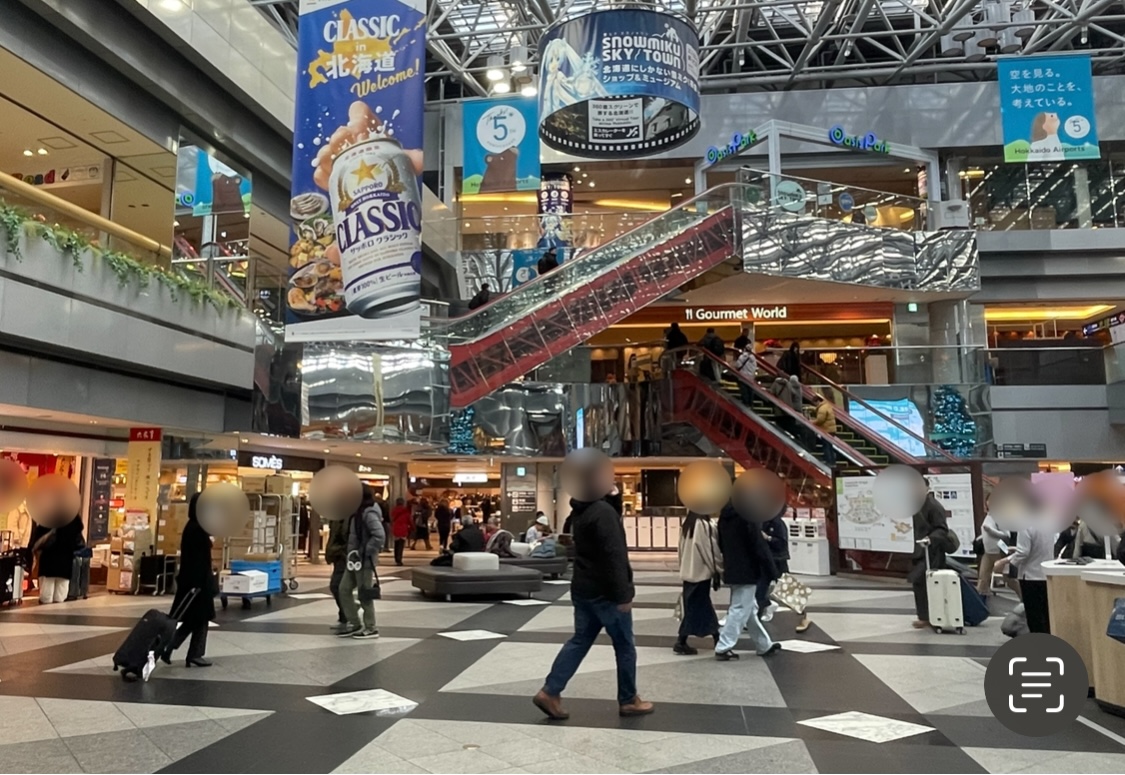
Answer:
[{"xmin": 1, "ymin": 554, "xmax": 1123, "ymax": 774}]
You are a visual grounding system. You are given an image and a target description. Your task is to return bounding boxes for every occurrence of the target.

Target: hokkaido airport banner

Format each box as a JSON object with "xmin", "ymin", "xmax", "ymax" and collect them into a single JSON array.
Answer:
[
  {"xmin": 998, "ymin": 53, "xmax": 1100, "ymax": 163},
  {"xmin": 461, "ymin": 97, "xmax": 541, "ymax": 195},
  {"xmin": 537, "ymin": 8, "xmax": 700, "ymax": 158},
  {"xmin": 286, "ymin": 0, "xmax": 426, "ymax": 343}
]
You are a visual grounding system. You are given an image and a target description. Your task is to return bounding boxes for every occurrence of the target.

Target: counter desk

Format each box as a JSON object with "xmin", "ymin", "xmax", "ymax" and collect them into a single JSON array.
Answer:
[
  {"xmin": 1044, "ymin": 559, "xmax": 1123, "ymax": 691},
  {"xmin": 1079, "ymin": 568, "xmax": 1125, "ymax": 713}
]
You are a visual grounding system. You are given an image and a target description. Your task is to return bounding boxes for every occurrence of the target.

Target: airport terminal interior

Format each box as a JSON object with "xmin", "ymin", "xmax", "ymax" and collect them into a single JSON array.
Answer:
[{"xmin": 5, "ymin": 0, "xmax": 1125, "ymax": 773}]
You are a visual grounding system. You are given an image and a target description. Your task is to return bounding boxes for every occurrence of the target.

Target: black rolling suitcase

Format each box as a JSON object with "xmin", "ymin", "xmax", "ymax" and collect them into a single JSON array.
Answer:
[
  {"xmin": 112, "ymin": 588, "xmax": 198, "ymax": 682},
  {"xmin": 67, "ymin": 550, "xmax": 92, "ymax": 601}
]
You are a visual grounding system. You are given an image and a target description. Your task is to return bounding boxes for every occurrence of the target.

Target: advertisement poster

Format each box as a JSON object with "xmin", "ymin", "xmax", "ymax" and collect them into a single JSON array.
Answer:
[
  {"xmin": 124, "ymin": 428, "xmax": 162, "ymax": 523},
  {"xmin": 537, "ymin": 8, "xmax": 700, "ymax": 157},
  {"xmin": 537, "ymin": 174, "xmax": 572, "ymax": 250},
  {"xmin": 87, "ymin": 458, "xmax": 114, "ymax": 542},
  {"xmin": 998, "ymin": 54, "xmax": 1099, "ymax": 163},
  {"xmin": 848, "ymin": 398, "xmax": 927, "ymax": 457},
  {"xmin": 286, "ymin": 0, "xmax": 426, "ymax": 343},
  {"xmin": 175, "ymin": 146, "xmax": 252, "ymax": 216},
  {"xmin": 837, "ymin": 473, "xmax": 975, "ymax": 556},
  {"xmin": 461, "ymin": 98, "xmax": 540, "ymax": 195}
]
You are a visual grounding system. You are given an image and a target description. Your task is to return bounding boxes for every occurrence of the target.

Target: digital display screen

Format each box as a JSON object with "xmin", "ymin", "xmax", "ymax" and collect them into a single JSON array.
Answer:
[{"xmin": 848, "ymin": 398, "xmax": 927, "ymax": 457}]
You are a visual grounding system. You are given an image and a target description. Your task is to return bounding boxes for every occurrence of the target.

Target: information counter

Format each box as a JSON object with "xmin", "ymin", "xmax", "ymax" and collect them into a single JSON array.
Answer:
[
  {"xmin": 1044, "ymin": 558, "xmax": 1123, "ymax": 690},
  {"xmin": 1080, "ymin": 568, "xmax": 1125, "ymax": 713}
]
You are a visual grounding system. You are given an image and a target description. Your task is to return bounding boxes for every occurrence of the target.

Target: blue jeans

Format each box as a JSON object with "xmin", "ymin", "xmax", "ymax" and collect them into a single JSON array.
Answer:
[
  {"xmin": 543, "ymin": 596, "xmax": 637, "ymax": 705},
  {"xmin": 716, "ymin": 584, "xmax": 774, "ymax": 655}
]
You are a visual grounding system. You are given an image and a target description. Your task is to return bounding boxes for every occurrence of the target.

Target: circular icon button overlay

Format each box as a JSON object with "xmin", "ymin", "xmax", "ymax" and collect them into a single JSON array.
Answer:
[{"xmin": 984, "ymin": 633, "xmax": 1089, "ymax": 737}]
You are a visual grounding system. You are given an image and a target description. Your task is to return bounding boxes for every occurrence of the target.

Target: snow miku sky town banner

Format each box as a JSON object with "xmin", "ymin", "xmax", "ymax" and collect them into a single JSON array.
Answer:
[
  {"xmin": 286, "ymin": 0, "xmax": 426, "ymax": 342},
  {"xmin": 997, "ymin": 53, "xmax": 1100, "ymax": 163}
]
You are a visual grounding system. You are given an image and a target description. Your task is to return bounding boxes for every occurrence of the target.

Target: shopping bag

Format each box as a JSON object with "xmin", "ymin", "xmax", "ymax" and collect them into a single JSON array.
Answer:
[
  {"xmin": 769, "ymin": 573, "xmax": 811, "ymax": 616},
  {"xmin": 1107, "ymin": 597, "xmax": 1125, "ymax": 644}
]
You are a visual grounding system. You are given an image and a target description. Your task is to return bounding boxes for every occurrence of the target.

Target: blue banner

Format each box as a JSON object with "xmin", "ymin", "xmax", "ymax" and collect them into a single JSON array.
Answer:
[
  {"xmin": 286, "ymin": 0, "xmax": 426, "ymax": 342},
  {"xmin": 537, "ymin": 8, "xmax": 700, "ymax": 157},
  {"xmin": 998, "ymin": 54, "xmax": 1099, "ymax": 163},
  {"xmin": 461, "ymin": 98, "xmax": 540, "ymax": 195}
]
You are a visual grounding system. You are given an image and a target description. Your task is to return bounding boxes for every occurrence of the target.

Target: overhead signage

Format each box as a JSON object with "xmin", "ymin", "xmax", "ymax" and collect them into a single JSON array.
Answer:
[
  {"xmin": 537, "ymin": 8, "xmax": 701, "ymax": 157},
  {"xmin": 703, "ymin": 130, "xmax": 758, "ymax": 168},
  {"xmin": 774, "ymin": 180, "xmax": 807, "ymax": 212},
  {"xmin": 828, "ymin": 124, "xmax": 891, "ymax": 154},
  {"xmin": 87, "ymin": 458, "xmax": 114, "ymax": 543},
  {"xmin": 125, "ymin": 428, "xmax": 162, "ymax": 525},
  {"xmin": 998, "ymin": 53, "xmax": 1099, "ymax": 163},
  {"xmin": 999, "ymin": 443, "xmax": 1048, "ymax": 459},
  {"xmin": 461, "ymin": 97, "xmax": 541, "ymax": 195},
  {"xmin": 236, "ymin": 451, "xmax": 325, "ymax": 473},
  {"xmin": 1082, "ymin": 311, "xmax": 1125, "ymax": 338},
  {"xmin": 453, "ymin": 473, "xmax": 490, "ymax": 484},
  {"xmin": 838, "ymin": 191, "xmax": 855, "ymax": 212},
  {"xmin": 685, "ymin": 306, "xmax": 788, "ymax": 322},
  {"xmin": 286, "ymin": 0, "xmax": 426, "ymax": 343}
]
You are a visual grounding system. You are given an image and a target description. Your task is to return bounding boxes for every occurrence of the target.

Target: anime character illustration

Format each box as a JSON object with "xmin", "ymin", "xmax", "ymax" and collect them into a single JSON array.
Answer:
[
  {"xmin": 540, "ymin": 37, "xmax": 608, "ymax": 114},
  {"xmin": 537, "ymin": 213, "xmax": 568, "ymax": 250},
  {"xmin": 1029, "ymin": 112, "xmax": 1064, "ymax": 159}
]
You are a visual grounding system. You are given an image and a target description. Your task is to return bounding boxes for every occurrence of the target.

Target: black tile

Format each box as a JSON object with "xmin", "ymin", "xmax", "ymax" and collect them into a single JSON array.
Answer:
[{"xmin": 803, "ymin": 739, "xmax": 987, "ymax": 774}]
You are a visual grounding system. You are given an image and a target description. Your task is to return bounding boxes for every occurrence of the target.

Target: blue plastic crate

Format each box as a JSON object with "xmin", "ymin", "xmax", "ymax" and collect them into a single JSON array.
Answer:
[{"xmin": 230, "ymin": 559, "xmax": 283, "ymax": 592}]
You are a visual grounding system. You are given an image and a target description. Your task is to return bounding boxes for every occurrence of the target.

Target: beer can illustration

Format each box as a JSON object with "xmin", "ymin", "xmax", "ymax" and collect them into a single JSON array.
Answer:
[{"xmin": 328, "ymin": 137, "xmax": 422, "ymax": 318}]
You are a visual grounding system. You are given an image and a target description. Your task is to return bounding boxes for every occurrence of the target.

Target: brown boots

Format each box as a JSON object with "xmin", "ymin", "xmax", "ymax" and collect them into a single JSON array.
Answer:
[{"xmin": 533, "ymin": 690, "xmax": 656, "ymax": 719}]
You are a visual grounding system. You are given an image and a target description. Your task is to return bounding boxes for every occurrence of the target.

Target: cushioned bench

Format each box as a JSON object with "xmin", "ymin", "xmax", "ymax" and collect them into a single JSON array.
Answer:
[
  {"xmin": 500, "ymin": 556, "xmax": 568, "ymax": 579},
  {"xmin": 411, "ymin": 564, "xmax": 543, "ymax": 600}
]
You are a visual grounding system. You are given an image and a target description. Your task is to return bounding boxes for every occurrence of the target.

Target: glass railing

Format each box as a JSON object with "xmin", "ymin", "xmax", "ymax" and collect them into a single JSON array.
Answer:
[
  {"xmin": 458, "ymin": 210, "xmax": 657, "ymax": 253},
  {"xmin": 429, "ymin": 184, "xmax": 743, "ymax": 346},
  {"xmin": 988, "ymin": 344, "xmax": 1108, "ymax": 386},
  {"xmin": 738, "ymin": 168, "xmax": 928, "ymax": 232},
  {"xmin": 962, "ymin": 158, "xmax": 1125, "ymax": 231}
]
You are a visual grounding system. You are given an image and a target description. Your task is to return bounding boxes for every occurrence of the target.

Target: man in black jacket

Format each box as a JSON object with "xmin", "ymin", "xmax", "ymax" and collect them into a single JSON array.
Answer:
[
  {"xmin": 715, "ymin": 502, "xmax": 782, "ymax": 660},
  {"xmin": 534, "ymin": 450, "xmax": 653, "ymax": 720},
  {"xmin": 908, "ymin": 489, "xmax": 956, "ymax": 628}
]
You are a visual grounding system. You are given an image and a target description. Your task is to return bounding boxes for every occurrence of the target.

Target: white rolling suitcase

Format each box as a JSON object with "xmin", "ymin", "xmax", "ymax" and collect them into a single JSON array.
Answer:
[{"xmin": 922, "ymin": 538, "xmax": 963, "ymax": 634}]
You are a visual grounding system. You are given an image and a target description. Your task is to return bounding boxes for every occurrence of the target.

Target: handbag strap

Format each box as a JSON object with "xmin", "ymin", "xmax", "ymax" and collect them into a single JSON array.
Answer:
[{"xmin": 701, "ymin": 519, "xmax": 720, "ymax": 576}]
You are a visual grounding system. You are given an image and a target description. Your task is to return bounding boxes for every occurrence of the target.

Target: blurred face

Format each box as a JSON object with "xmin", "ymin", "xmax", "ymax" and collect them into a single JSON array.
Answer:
[
  {"xmin": 27, "ymin": 474, "xmax": 80, "ymax": 528},
  {"xmin": 1044, "ymin": 112, "xmax": 1060, "ymax": 134},
  {"xmin": 308, "ymin": 465, "xmax": 363, "ymax": 521},
  {"xmin": 678, "ymin": 460, "xmax": 731, "ymax": 515},
  {"xmin": 197, "ymin": 483, "xmax": 251, "ymax": 538},
  {"xmin": 732, "ymin": 469, "xmax": 786, "ymax": 523},
  {"xmin": 561, "ymin": 449, "xmax": 615, "ymax": 502},
  {"xmin": 871, "ymin": 465, "xmax": 927, "ymax": 522}
]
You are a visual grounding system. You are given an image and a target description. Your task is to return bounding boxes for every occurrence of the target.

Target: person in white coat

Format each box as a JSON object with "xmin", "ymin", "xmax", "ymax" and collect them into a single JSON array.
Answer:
[{"xmin": 674, "ymin": 512, "xmax": 722, "ymax": 655}]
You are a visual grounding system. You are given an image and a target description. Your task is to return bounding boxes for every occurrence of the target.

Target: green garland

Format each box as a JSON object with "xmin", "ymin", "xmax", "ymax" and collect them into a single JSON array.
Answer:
[{"xmin": 0, "ymin": 198, "xmax": 242, "ymax": 312}]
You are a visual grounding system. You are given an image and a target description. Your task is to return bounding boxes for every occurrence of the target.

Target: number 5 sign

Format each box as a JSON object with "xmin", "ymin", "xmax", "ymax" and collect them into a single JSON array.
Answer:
[{"xmin": 462, "ymin": 97, "xmax": 541, "ymax": 195}]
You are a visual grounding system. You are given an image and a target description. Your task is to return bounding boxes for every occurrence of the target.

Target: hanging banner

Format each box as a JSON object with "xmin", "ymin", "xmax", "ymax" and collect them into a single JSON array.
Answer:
[
  {"xmin": 87, "ymin": 458, "xmax": 114, "ymax": 542},
  {"xmin": 537, "ymin": 174, "xmax": 572, "ymax": 251},
  {"xmin": 124, "ymin": 429, "xmax": 161, "ymax": 524},
  {"xmin": 998, "ymin": 54, "xmax": 1099, "ymax": 163},
  {"xmin": 286, "ymin": 0, "xmax": 426, "ymax": 343},
  {"xmin": 461, "ymin": 98, "xmax": 541, "ymax": 195},
  {"xmin": 538, "ymin": 8, "xmax": 700, "ymax": 158}
]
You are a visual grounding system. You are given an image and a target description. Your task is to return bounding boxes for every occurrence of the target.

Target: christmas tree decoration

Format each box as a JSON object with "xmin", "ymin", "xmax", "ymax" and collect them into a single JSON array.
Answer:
[
  {"xmin": 931, "ymin": 385, "xmax": 976, "ymax": 457},
  {"xmin": 446, "ymin": 407, "xmax": 478, "ymax": 455}
]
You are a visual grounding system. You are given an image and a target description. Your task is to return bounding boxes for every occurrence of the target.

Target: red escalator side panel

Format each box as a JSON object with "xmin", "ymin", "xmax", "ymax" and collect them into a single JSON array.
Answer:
[
  {"xmin": 449, "ymin": 209, "xmax": 738, "ymax": 407},
  {"xmin": 668, "ymin": 370, "xmax": 831, "ymax": 485}
]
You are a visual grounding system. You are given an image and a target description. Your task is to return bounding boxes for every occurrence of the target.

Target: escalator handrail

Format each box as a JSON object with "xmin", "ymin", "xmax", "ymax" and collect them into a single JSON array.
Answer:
[
  {"xmin": 432, "ymin": 184, "xmax": 745, "ymax": 340},
  {"xmin": 665, "ymin": 346, "xmax": 879, "ymax": 469},
  {"xmin": 751, "ymin": 355, "xmax": 924, "ymax": 465}
]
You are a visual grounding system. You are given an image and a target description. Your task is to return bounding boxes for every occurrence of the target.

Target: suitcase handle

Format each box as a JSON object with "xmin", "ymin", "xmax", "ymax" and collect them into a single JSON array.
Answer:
[{"xmin": 170, "ymin": 587, "xmax": 201, "ymax": 622}]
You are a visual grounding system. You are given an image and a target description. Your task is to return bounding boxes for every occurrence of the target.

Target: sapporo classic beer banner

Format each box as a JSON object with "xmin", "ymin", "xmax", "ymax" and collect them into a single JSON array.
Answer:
[{"xmin": 286, "ymin": 0, "xmax": 426, "ymax": 342}]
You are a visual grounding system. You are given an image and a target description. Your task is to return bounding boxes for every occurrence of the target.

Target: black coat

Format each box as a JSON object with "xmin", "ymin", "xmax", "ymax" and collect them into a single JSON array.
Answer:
[
  {"xmin": 665, "ymin": 328, "xmax": 689, "ymax": 350},
  {"xmin": 778, "ymin": 349, "xmax": 801, "ymax": 377},
  {"xmin": 435, "ymin": 504, "xmax": 453, "ymax": 526},
  {"xmin": 450, "ymin": 524, "xmax": 485, "ymax": 553},
  {"xmin": 569, "ymin": 498, "xmax": 634, "ymax": 604},
  {"xmin": 762, "ymin": 514, "xmax": 790, "ymax": 561},
  {"xmin": 35, "ymin": 517, "xmax": 84, "ymax": 578},
  {"xmin": 716, "ymin": 504, "xmax": 777, "ymax": 586},
  {"xmin": 171, "ymin": 501, "xmax": 216, "ymax": 629},
  {"xmin": 907, "ymin": 493, "xmax": 954, "ymax": 583}
]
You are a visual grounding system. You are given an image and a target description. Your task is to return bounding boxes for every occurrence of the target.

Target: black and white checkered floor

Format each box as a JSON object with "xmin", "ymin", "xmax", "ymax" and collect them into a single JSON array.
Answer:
[{"xmin": 2, "ymin": 556, "xmax": 1124, "ymax": 774}]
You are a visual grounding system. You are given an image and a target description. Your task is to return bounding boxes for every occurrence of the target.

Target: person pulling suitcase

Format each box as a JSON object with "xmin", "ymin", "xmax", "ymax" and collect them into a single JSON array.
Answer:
[{"xmin": 160, "ymin": 493, "xmax": 217, "ymax": 667}]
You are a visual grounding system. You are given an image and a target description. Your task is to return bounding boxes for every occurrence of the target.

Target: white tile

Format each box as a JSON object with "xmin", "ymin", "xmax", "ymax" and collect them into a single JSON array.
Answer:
[
  {"xmin": 288, "ymin": 593, "xmax": 332, "ymax": 600},
  {"xmin": 438, "ymin": 630, "xmax": 508, "ymax": 642},
  {"xmin": 798, "ymin": 711, "xmax": 933, "ymax": 743},
  {"xmin": 306, "ymin": 688, "xmax": 417, "ymax": 717},
  {"xmin": 501, "ymin": 599, "xmax": 551, "ymax": 606},
  {"xmin": 542, "ymin": 580, "xmax": 570, "ymax": 586},
  {"xmin": 775, "ymin": 639, "xmax": 840, "ymax": 654}
]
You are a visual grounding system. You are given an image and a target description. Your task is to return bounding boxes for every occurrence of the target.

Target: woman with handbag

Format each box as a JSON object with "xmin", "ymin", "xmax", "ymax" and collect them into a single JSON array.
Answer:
[{"xmin": 674, "ymin": 512, "xmax": 722, "ymax": 655}]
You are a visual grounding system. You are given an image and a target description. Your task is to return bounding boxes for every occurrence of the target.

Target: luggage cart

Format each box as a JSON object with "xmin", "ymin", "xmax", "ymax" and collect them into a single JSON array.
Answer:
[{"xmin": 219, "ymin": 493, "xmax": 294, "ymax": 608}]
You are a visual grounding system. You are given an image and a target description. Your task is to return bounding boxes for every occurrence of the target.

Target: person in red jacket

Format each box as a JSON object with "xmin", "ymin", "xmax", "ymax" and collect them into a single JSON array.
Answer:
[{"xmin": 390, "ymin": 498, "xmax": 413, "ymax": 566}]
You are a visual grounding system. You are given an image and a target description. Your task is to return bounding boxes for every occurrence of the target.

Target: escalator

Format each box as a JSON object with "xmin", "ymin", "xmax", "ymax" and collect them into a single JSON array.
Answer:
[
  {"xmin": 438, "ymin": 188, "xmax": 742, "ymax": 406},
  {"xmin": 665, "ymin": 348, "xmax": 884, "ymax": 486}
]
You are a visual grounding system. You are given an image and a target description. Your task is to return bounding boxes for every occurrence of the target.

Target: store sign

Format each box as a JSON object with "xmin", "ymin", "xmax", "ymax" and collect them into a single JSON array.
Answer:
[
  {"xmin": 453, "ymin": 473, "xmax": 490, "ymax": 484},
  {"xmin": 537, "ymin": 8, "xmax": 700, "ymax": 157},
  {"xmin": 685, "ymin": 306, "xmax": 788, "ymax": 322},
  {"xmin": 703, "ymin": 130, "xmax": 757, "ymax": 168},
  {"xmin": 461, "ymin": 97, "xmax": 540, "ymax": 195},
  {"xmin": 286, "ymin": 0, "xmax": 426, "ymax": 343},
  {"xmin": 87, "ymin": 458, "xmax": 114, "ymax": 543},
  {"xmin": 125, "ymin": 428, "xmax": 162, "ymax": 524},
  {"xmin": 998, "ymin": 53, "xmax": 1099, "ymax": 163},
  {"xmin": 828, "ymin": 124, "xmax": 891, "ymax": 154},
  {"xmin": 11, "ymin": 163, "xmax": 103, "ymax": 189},
  {"xmin": 774, "ymin": 180, "xmax": 807, "ymax": 212},
  {"xmin": 236, "ymin": 451, "xmax": 325, "ymax": 473}
]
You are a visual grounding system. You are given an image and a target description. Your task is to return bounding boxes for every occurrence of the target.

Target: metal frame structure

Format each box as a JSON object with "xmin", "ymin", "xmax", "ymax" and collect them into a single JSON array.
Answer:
[{"xmin": 252, "ymin": 0, "xmax": 1125, "ymax": 96}]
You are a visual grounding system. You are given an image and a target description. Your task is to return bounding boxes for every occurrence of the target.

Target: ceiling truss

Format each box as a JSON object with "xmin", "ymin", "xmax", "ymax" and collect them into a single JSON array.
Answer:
[{"xmin": 251, "ymin": 0, "xmax": 1125, "ymax": 95}]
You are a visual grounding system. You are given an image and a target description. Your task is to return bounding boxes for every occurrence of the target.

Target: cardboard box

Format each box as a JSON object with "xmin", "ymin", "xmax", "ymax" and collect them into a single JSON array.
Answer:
[{"xmin": 220, "ymin": 569, "xmax": 269, "ymax": 594}]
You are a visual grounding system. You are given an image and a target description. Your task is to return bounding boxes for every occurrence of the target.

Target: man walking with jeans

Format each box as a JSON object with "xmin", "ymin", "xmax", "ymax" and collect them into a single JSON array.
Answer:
[
  {"xmin": 715, "ymin": 500, "xmax": 782, "ymax": 660},
  {"xmin": 534, "ymin": 449, "xmax": 654, "ymax": 720}
]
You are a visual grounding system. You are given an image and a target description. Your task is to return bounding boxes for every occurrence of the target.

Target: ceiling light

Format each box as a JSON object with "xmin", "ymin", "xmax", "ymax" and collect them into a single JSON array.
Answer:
[
  {"xmin": 520, "ymin": 83, "xmax": 537, "ymax": 98},
  {"xmin": 486, "ymin": 54, "xmax": 505, "ymax": 82},
  {"xmin": 173, "ymin": 220, "xmax": 180, "ymax": 227},
  {"xmin": 240, "ymin": 438, "xmax": 249, "ymax": 443},
  {"xmin": 22, "ymin": 149, "xmax": 32, "ymax": 157},
  {"xmin": 581, "ymin": 172, "xmax": 588, "ymax": 178},
  {"xmin": 684, "ymin": 177, "xmax": 692, "ymax": 184},
  {"xmin": 382, "ymin": 456, "xmax": 389, "ymax": 460},
  {"xmin": 355, "ymin": 453, "xmax": 362, "ymax": 457},
  {"xmin": 36, "ymin": 148, "xmax": 48, "ymax": 156},
  {"xmin": 903, "ymin": 168, "xmax": 911, "ymax": 173},
  {"xmin": 493, "ymin": 81, "xmax": 511, "ymax": 94},
  {"xmin": 323, "ymin": 448, "xmax": 331, "ymax": 454},
  {"xmin": 220, "ymin": 231, "xmax": 227, "ymax": 238},
  {"xmin": 573, "ymin": 166, "xmax": 580, "ymax": 172},
  {"xmin": 589, "ymin": 181, "xmax": 595, "ymax": 187},
  {"xmin": 511, "ymin": 44, "xmax": 528, "ymax": 73}
]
